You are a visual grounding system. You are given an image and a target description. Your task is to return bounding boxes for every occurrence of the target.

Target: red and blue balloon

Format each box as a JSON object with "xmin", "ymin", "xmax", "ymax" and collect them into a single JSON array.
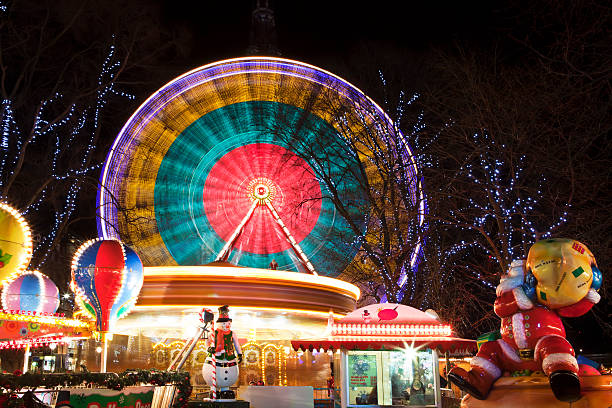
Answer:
[{"xmin": 71, "ymin": 238, "xmax": 143, "ymax": 332}]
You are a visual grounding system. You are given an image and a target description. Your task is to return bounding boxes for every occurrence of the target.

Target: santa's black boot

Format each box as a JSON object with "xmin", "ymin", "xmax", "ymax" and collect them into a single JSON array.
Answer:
[{"xmin": 549, "ymin": 370, "xmax": 581, "ymax": 402}]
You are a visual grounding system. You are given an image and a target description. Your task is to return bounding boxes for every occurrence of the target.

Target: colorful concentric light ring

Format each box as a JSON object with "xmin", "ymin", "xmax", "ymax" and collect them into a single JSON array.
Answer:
[{"xmin": 97, "ymin": 57, "xmax": 423, "ymax": 277}]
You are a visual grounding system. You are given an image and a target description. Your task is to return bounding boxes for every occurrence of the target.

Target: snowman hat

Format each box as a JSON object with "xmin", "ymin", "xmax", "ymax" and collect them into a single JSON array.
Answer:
[{"xmin": 217, "ymin": 305, "xmax": 232, "ymax": 322}]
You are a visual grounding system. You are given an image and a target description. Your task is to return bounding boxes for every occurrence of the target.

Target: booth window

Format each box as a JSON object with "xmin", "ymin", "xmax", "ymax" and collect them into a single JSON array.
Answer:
[
  {"xmin": 347, "ymin": 349, "xmax": 437, "ymax": 407},
  {"xmin": 348, "ymin": 352, "xmax": 378, "ymax": 405}
]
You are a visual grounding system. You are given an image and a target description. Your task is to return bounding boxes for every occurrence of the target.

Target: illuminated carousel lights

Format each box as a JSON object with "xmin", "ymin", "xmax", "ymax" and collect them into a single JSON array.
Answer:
[
  {"xmin": 152, "ymin": 340, "xmax": 190, "ymax": 349},
  {"xmin": 0, "ymin": 202, "xmax": 33, "ymax": 285},
  {"xmin": 0, "ymin": 309, "xmax": 66, "ymax": 318},
  {"xmin": 331, "ymin": 323, "xmax": 452, "ymax": 337},
  {"xmin": 0, "ymin": 335, "xmax": 79, "ymax": 350},
  {"xmin": 142, "ymin": 267, "xmax": 361, "ymax": 299},
  {"xmin": 261, "ymin": 343, "xmax": 284, "ymax": 386},
  {"xmin": 134, "ymin": 305, "xmax": 351, "ymax": 320},
  {"xmin": 0, "ymin": 309, "xmax": 89, "ymax": 328}
]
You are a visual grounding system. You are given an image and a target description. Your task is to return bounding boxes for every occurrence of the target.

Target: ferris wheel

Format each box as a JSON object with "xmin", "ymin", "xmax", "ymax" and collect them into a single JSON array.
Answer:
[{"xmin": 97, "ymin": 57, "xmax": 422, "ymax": 277}]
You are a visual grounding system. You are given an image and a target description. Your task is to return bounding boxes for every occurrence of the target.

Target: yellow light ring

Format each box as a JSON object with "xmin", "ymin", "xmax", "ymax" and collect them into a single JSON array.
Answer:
[
  {"xmin": 261, "ymin": 343, "xmax": 282, "ymax": 385},
  {"xmin": 0, "ymin": 202, "xmax": 33, "ymax": 285},
  {"xmin": 169, "ymin": 340, "xmax": 186, "ymax": 349},
  {"xmin": 133, "ymin": 304, "xmax": 348, "ymax": 320},
  {"xmin": 143, "ymin": 266, "xmax": 360, "ymax": 299},
  {"xmin": 242, "ymin": 341, "xmax": 262, "ymax": 350}
]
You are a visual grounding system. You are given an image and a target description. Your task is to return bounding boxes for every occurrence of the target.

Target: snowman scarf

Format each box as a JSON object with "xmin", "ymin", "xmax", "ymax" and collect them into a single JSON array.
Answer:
[{"xmin": 215, "ymin": 329, "xmax": 234, "ymax": 355}]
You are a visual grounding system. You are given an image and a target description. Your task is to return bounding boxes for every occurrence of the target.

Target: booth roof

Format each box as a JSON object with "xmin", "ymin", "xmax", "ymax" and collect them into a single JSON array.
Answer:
[{"xmin": 291, "ymin": 303, "xmax": 477, "ymax": 353}]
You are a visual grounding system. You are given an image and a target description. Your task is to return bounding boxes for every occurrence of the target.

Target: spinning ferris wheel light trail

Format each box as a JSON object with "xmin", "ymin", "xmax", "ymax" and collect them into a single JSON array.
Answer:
[{"xmin": 97, "ymin": 57, "xmax": 424, "ymax": 288}]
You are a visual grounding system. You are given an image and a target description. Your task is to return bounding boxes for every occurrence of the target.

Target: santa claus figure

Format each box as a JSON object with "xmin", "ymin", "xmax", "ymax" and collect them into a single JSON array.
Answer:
[
  {"xmin": 202, "ymin": 305, "xmax": 243, "ymax": 400},
  {"xmin": 449, "ymin": 239, "xmax": 603, "ymax": 402}
]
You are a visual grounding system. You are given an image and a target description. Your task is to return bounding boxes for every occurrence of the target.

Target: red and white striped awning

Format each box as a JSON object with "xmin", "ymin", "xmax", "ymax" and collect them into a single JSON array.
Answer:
[{"xmin": 291, "ymin": 303, "xmax": 477, "ymax": 353}]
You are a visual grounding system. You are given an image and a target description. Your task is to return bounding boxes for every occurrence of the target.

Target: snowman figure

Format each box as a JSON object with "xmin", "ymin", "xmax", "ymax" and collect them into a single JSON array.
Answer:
[
  {"xmin": 362, "ymin": 309, "xmax": 372, "ymax": 323},
  {"xmin": 202, "ymin": 305, "xmax": 243, "ymax": 400}
]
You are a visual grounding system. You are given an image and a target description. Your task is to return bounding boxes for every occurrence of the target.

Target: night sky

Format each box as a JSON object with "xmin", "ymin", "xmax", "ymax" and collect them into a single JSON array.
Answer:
[
  {"xmin": 158, "ymin": 0, "xmax": 497, "ymax": 64},
  {"xmin": 107, "ymin": 0, "xmax": 512, "ymax": 139}
]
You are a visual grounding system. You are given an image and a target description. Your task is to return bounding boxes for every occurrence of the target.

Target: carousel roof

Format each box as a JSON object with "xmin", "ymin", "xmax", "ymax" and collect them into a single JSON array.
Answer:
[
  {"xmin": 291, "ymin": 303, "xmax": 477, "ymax": 353},
  {"xmin": 0, "ymin": 310, "xmax": 91, "ymax": 349}
]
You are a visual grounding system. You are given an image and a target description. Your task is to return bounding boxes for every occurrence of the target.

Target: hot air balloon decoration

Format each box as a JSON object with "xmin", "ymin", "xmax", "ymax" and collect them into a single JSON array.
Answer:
[
  {"xmin": 0, "ymin": 202, "xmax": 33, "ymax": 286},
  {"xmin": 70, "ymin": 238, "xmax": 143, "ymax": 371},
  {"xmin": 2, "ymin": 270, "xmax": 60, "ymax": 314}
]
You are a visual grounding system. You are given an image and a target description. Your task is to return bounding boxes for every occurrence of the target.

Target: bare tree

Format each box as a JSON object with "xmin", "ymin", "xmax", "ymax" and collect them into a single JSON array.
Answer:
[
  {"xmin": 0, "ymin": 2, "xmax": 135, "ymax": 275},
  {"xmin": 416, "ymin": 0, "xmax": 611, "ymax": 338},
  {"xmin": 266, "ymin": 77, "xmax": 429, "ymax": 304},
  {"xmin": 0, "ymin": 1, "xmax": 187, "ymax": 288}
]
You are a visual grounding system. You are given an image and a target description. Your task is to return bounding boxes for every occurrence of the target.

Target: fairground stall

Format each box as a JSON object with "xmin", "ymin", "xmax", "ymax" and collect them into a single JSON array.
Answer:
[
  {"xmin": 0, "ymin": 202, "xmax": 92, "ymax": 374},
  {"xmin": 293, "ymin": 304, "xmax": 476, "ymax": 408},
  {"xmin": 0, "ymin": 309, "xmax": 91, "ymax": 373}
]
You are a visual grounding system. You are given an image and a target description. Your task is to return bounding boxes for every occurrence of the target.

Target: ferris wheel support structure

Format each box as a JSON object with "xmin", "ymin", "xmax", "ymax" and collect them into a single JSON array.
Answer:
[{"xmin": 215, "ymin": 195, "xmax": 318, "ymax": 275}]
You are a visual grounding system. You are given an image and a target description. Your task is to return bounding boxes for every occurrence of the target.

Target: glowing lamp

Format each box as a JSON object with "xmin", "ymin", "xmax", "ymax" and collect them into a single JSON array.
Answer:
[{"xmin": 1, "ymin": 271, "xmax": 59, "ymax": 313}]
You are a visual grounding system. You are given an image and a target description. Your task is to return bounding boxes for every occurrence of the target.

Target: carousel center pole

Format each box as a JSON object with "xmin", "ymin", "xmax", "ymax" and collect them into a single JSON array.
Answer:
[
  {"xmin": 101, "ymin": 332, "xmax": 109, "ymax": 373},
  {"xmin": 23, "ymin": 344, "xmax": 31, "ymax": 373}
]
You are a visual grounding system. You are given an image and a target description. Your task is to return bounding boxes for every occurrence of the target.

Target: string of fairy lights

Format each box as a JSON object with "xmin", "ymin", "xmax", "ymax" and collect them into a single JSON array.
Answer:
[
  {"xmin": 0, "ymin": 38, "xmax": 133, "ymax": 268},
  {"xmin": 337, "ymin": 75, "xmax": 428, "ymax": 303},
  {"xmin": 439, "ymin": 132, "xmax": 569, "ymax": 287}
]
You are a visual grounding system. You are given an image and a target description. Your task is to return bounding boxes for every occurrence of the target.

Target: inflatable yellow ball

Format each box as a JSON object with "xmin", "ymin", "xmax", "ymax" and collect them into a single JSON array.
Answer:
[
  {"xmin": 526, "ymin": 238, "xmax": 595, "ymax": 309},
  {"xmin": 0, "ymin": 202, "xmax": 33, "ymax": 285}
]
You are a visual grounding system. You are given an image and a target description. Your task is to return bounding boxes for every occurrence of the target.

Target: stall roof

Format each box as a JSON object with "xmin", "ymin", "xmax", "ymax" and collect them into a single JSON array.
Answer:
[
  {"xmin": 291, "ymin": 303, "xmax": 477, "ymax": 353},
  {"xmin": 0, "ymin": 310, "xmax": 91, "ymax": 346}
]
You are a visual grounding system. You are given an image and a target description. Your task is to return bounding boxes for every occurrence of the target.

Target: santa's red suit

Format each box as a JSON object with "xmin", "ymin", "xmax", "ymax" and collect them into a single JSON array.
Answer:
[{"xmin": 449, "ymin": 260, "xmax": 601, "ymax": 402}]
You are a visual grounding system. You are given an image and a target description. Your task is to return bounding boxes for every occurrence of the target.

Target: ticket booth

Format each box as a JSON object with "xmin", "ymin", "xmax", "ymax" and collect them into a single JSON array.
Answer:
[{"xmin": 292, "ymin": 304, "xmax": 476, "ymax": 408}]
